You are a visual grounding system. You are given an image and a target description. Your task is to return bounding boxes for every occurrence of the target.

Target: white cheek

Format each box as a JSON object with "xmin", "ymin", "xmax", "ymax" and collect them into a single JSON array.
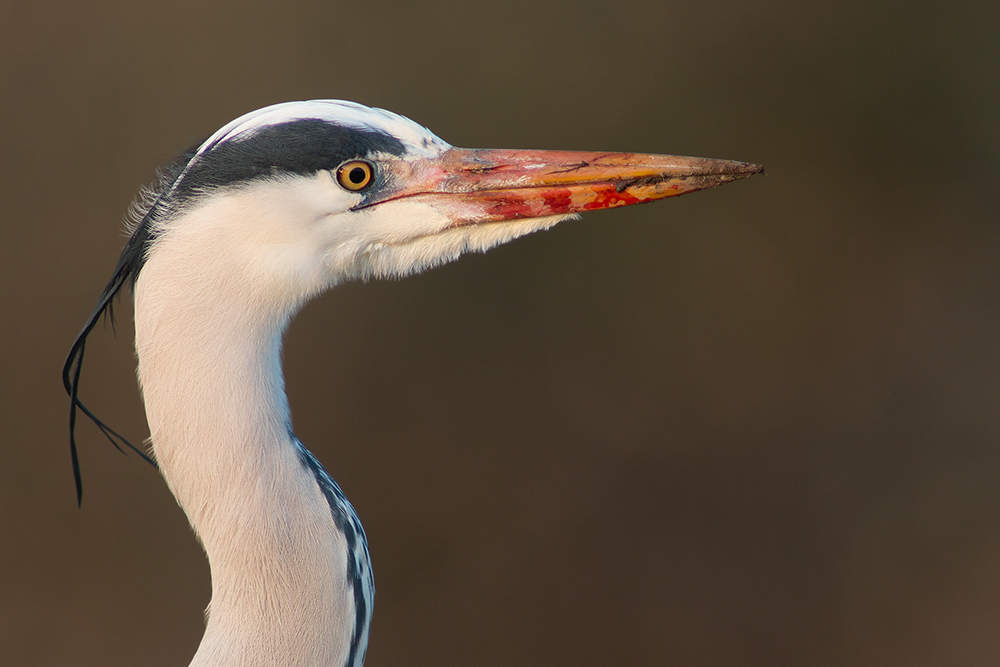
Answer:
[
  {"xmin": 320, "ymin": 199, "xmax": 454, "ymax": 282},
  {"xmin": 147, "ymin": 175, "xmax": 364, "ymax": 301}
]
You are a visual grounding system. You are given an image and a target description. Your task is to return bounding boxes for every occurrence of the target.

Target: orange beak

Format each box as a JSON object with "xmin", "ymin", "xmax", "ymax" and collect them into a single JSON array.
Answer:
[{"xmin": 364, "ymin": 148, "xmax": 763, "ymax": 223}]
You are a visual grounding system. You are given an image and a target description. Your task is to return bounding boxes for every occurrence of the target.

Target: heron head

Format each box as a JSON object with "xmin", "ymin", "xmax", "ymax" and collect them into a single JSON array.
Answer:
[{"xmin": 125, "ymin": 100, "xmax": 761, "ymax": 306}]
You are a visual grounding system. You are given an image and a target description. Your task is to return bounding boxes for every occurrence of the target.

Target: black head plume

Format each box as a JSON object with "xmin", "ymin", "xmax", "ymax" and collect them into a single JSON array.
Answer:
[{"xmin": 60, "ymin": 152, "xmax": 196, "ymax": 505}]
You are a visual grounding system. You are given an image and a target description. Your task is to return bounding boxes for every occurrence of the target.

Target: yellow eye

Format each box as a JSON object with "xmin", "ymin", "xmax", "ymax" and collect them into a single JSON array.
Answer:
[{"xmin": 336, "ymin": 161, "xmax": 374, "ymax": 191}]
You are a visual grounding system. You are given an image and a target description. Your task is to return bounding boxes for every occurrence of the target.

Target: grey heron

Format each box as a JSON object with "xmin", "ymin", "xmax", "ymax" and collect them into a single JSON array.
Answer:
[{"xmin": 64, "ymin": 100, "xmax": 762, "ymax": 667}]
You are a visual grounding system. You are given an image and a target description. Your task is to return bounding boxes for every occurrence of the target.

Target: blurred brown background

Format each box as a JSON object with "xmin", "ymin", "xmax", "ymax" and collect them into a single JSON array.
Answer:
[{"xmin": 2, "ymin": 1, "xmax": 999, "ymax": 665}]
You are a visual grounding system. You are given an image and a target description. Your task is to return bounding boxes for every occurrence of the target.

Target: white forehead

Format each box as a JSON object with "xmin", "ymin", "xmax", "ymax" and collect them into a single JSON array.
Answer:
[{"xmin": 197, "ymin": 100, "xmax": 451, "ymax": 157}]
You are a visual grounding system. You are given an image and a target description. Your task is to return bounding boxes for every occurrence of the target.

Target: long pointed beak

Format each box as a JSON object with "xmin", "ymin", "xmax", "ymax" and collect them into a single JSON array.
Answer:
[{"xmin": 366, "ymin": 148, "xmax": 763, "ymax": 223}]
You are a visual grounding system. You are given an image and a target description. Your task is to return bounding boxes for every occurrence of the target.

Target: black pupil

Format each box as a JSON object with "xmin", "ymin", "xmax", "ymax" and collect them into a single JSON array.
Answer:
[{"xmin": 349, "ymin": 167, "xmax": 367, "ymax": 184}]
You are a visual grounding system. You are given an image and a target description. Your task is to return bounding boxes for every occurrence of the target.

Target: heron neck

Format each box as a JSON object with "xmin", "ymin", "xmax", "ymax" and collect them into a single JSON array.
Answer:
[{"xmin": 133, "ymin": 257, "xmax": 354, "ymax": 667}]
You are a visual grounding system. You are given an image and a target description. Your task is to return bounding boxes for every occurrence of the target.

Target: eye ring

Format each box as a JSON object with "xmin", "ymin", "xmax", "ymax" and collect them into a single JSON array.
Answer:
[{"xmin": 336, "ymin": 160, "xmax": 374, "ymax": 191}]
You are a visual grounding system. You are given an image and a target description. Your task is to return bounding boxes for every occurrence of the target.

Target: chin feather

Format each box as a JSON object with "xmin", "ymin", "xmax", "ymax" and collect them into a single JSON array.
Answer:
[{"xmin": 330, "ymin": 202, "xmax": 577, "ymax": 282}]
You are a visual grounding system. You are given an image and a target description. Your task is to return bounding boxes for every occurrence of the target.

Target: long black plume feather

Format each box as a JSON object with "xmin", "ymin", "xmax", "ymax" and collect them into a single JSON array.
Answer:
[
  {"xmin": 62, "ymin": 149, "xmax": 195, "ymax": 506},
  {"xmin": 62, "ymin": 217, "xmax": 159, "ymax": 506}
]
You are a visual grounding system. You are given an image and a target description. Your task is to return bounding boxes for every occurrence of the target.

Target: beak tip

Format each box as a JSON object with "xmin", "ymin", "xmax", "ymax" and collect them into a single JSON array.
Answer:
[
  {"xmin": 726, "ymin": 160, "xmax": 765, "ymax": 179},
  {"xmin": 683, "ymin": 159, "xmax": 764, "ymax": 193}
]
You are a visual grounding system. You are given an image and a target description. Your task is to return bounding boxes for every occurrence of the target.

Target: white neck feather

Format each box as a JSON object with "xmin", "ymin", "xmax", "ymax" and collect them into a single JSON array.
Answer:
[{"xmin": 134, "ymin": 191, "xmax": 356, "ymax": 667}]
